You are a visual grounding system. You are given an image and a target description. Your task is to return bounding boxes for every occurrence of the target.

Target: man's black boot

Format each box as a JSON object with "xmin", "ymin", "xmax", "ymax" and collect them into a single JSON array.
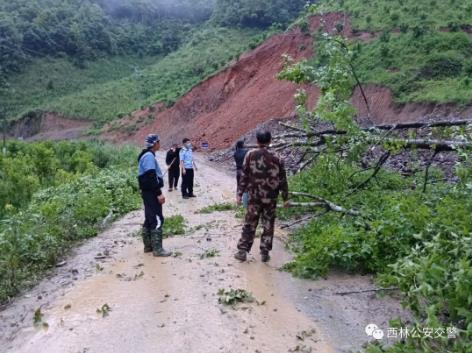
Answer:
[
  {"xmin": 260, "ymin": 250, "xmax": 270, "ymax": 263},
  {"xmin": 151, "ymin": 229, "xmax": 172, "ymax": 257},
  {"xmin": 234, "ymin": 250, "xmax": 247, "ymax": 262}
]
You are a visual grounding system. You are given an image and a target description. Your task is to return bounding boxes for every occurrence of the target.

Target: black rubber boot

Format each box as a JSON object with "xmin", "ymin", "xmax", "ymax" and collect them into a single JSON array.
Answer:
[
  {"xmin": 151, "ymin": 229, "xmax": 172, "ymax": 257},
  {"xmin": 142, "ymin": 227, "xmax": 153, "ymax": 253},
  {"xmin": 234, "ymin": 250, "xmax": 247, "ymax": 262},
  {"xmin": 260, "ymin": 250, "xmax": 270, "ymax": 263}
]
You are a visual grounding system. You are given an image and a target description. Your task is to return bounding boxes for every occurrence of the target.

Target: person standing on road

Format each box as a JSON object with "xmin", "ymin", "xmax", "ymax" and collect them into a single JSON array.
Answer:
[
  {"xmin": 234, "ymin": 140, "xmax": 248, "ymax": 207},
  {"xmin": 166, "ymin": 143, "xmax": 181, "ymax": 192},
  {"xmin": 234, "ymin": 131, "xmax": 289, "ymax": 263},
  {"xmin": 234, "ymin": 140, "xmax": 248, "ymax": 192},
  {"xmin": 180, "ymin": 138, "xmax": 198, "ymax": 199},
  {"xmin": 138, "ymin": 134, "xmax": 171, "ymax": 257}
]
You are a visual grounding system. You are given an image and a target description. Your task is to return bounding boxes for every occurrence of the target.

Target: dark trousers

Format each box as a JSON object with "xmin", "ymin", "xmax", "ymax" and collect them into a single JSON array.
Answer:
[
  {"xmin": 168, "ymin": 169, "xmax": 180, "ymax": 189},
  {"xmin": 237, "ymin": 200, "xmax": 277, "ymax": 253},
  {"xmin": 236, "ymin": 169, "xmax": 243, "ymax": 195},
  {"xmin": 181, "ymin": 168, "xmax": 194, "ymax": 196},
  {"xmin": 141, "ymin": 190, "xmax": 164, "ymax": 231}
]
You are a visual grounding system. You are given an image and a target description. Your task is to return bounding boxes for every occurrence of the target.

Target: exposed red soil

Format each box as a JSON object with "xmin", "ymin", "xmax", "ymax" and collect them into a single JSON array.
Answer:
[
  {"xmin": 352, "ymin": 85, "xmax": 472, "ymax": 126},
  {"xmin": 102, "ymin": 13, "xmax": 351, "ymax": 150},
  {"xmin": 9, "ymin": 112, "xmax": 91, "ymax": 140},
  {"xmin": 102, "ymin": 13, "xmax": 472, "ymax": 151}
]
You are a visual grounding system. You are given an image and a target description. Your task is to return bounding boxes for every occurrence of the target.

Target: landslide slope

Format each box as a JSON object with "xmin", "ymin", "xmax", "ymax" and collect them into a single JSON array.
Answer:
[{"xmin": 103, "ymin": 11, "xmax": 471, "ymax": 150}]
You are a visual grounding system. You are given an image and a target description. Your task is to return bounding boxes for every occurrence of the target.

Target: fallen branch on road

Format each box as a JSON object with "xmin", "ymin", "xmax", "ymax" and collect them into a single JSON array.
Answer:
[
  {"xmin": 288, "ymin": 192, "xmax": 360, "ymax": 216},
  {"xmin": 334, "ymin": 287, "xmax": 399, "ymax": 296}
]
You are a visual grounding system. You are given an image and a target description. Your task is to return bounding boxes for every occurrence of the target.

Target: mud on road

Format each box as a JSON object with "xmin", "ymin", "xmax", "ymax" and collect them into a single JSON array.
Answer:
[{"xmin": 0, "ymin": 154, "xmax": 410, "ymax": 353}]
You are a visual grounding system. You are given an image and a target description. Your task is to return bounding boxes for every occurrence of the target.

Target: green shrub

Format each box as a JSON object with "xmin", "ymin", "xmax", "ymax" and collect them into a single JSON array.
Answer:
[
  {"xmin": 419, "ymin": 52, "xmax": 464, "ymax": 79},
  {"xmin": 163, "ymin": 215, "xmax": 186, "ymax": 236},
  {"xmin": 196, "ymin": 203, "xmax": 237, "ymax": 214},
  {"xmin": 0, "ymin": 168, "xmax": 141, "ymax": 302}
]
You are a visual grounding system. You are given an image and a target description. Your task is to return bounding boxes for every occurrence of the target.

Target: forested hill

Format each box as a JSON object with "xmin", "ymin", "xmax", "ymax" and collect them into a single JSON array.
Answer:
[
  {"xmin": 0, "ymin": 0, "xmax": 214, "ymax": 76},
  {"xmin": 0, "ymin": 0, "xmax": 306, "ymax": 122}
]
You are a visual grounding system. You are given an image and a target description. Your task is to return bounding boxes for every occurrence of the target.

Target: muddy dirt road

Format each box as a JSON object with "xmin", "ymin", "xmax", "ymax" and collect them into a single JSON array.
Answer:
[{"xmin": 0, "ymin": 154, "xmax": 409, "ymax": 353}]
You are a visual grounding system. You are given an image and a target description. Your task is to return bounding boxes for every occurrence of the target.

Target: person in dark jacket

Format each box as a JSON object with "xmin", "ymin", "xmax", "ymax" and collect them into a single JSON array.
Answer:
[
  {"xmin": 166, "ymin": 144, "xmax": 181, "ymax": 192},
  {"xmin": 233, "ymin": 140, "xmax": 248, "ymax": 197},
  {"xmin": 138, "ymin": 134, "xmax": 171, "ymax": 257}
]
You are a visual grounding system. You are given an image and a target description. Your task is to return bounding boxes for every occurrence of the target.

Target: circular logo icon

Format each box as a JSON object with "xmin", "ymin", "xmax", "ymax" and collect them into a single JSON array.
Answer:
[
  {"xmin": 365, "ymin": 324, "xmax": 378, "ymax": 336},
  {"xmin": 372, "ymin": 329, "xmax": 384, "ymax": 340}
]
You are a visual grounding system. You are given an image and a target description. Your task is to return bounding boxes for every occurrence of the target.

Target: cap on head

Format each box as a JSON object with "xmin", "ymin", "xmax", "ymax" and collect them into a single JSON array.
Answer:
[
  {"xmin": 256, "ymin": 130, "xmax": 271, "ymax": 145},
  {"xmin": 145, "ymin": 134, "xmax": 160, "ymax": 148}
]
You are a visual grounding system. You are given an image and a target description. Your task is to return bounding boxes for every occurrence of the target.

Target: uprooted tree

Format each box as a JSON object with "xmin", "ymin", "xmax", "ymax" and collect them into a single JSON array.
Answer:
[{"xmin": 275, "ymin": 14, "xmax": 472, "ymax": 353}]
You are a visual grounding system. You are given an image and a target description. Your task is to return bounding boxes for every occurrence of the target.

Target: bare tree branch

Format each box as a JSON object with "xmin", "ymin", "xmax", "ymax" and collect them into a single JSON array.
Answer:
[
  {"xmin": 288, "ymin": 192, "xmax": 360, "ymax": 216},
  {"xmin": 369, "ymin": 119, "xmax": 472, "ymax": 131},
  {"xmin": 348, "ymin": 151, "xmax": 390, "ymax": 194},
  {"xmin": 423, "ymin": 150, "xmax": 439, "ymax": 193},
  {"xmin": 335, "ymin": 287, "xmax": 399, "ymax": 296}
]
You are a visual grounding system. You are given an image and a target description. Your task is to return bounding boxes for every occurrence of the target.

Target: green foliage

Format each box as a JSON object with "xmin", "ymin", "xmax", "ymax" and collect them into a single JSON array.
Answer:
[
  {"xmin": 0, "ymin": 168, "xmax": 141, "ymax": 302},
  {"xmin": 279, "ymin": 21, "xmax": 472, "ymax": 352},
  {"xmin": 163, "ymin": 215, "xmax": 186, "ymax": 237},
  {"xmin": 196, "ymin": 202, "xmax": 237, "ymax": 214},
  {"xmin": 375, "ymin": 231, "xmax": 472, "ymax": 352},
  {"xmin": 351, "ymin": 32, "xmax": 472, "ymax": 104},
  {"xmin": 0, "ymin": 140, "xmax": 136, "ymax": 216},
  {"xmin": 318, "ymin": 0, "xmax": 471, "ymax": 31},
  {"xmin": 311, "ymin": 0, "xmax": 472, "ymax": 104},
  {"xmin": 0, "ymin": 0, "xmax": 214, "ymax": 78},
  {"xmin": 217, "ymin": 288, "xmax": 254, "ymax": 306},
  {"xmin": 279, "ymin": 35, "xmax": 358, "ymax": 131},
  {"xmin": 2, "ymin": 26, "xmax": 263, "ymax": 123},
  {"xmin": 0, "ymin": 140, "xmax": 141, "ymax": 303},
  {"xmin": 212, "ymin": 0, "xmax": 305, "ymax": 28},
  {"xmin": 96, "ymin": 303, "xmax": 111, "ymax": 318},
  {"xmin": 200, "ymin": 248, "xmax": 220, "ymax": 259},
  {"xmin": 2, "ymin": 55, "xmax": 158, "ymax": 121}
]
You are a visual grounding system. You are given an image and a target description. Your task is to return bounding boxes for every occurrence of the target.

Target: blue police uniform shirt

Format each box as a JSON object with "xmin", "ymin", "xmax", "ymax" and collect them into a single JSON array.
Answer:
[
  {"xmin": 138, "ymin": 151, "xmax": 164, "ymax": 179},
  {"xmin": 180, "ymin": 147, "xmax": 193, "ymax": 169}
]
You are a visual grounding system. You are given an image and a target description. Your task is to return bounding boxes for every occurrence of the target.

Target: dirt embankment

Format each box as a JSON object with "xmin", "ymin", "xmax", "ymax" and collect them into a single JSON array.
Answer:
[
  {"xmin": 101, "ymin": 13, "xmax": 353, "ymax": 150},
  {"xmin": 101, "ymin": 13, "xmax": 471, "ymax": 151},
  {"xmin": 352, "ymin": 85, "xmax": 472, "ymax": 126},
  {"xmin": 8, "ymin": 112, "xmax": 91, "ymax": 141},
  {"xmin": 8, "ymin": 14, "xmax": 471, "ymax": 146}
]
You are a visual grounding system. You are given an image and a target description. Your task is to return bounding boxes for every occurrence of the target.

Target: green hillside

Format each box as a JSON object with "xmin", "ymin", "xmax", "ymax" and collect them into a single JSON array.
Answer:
[
  {"xmin": 0, "ymin": 0, "xmax": 306, "ymax": 124},
  {"xmin": 2, "ymin": 26, "xmax": 264, "ymax": 124},
  {"xmin": 316, "ymin": 0, "xmax": 472, "ymax": 104}
]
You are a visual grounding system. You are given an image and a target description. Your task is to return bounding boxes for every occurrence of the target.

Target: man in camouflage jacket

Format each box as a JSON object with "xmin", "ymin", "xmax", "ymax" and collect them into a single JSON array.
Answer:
[{"xmin": 235, "ymin": 130, "xmax": 289, "ymax": 262}]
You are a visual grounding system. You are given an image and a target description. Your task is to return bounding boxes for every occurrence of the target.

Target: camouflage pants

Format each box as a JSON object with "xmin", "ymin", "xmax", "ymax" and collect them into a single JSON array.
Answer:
[{"xmin": 237, "ymin": 200, "xmax": 277, "ymax": 253}]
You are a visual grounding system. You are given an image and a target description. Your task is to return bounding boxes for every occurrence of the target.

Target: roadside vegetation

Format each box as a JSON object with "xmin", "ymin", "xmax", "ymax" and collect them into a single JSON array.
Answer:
[
  {"xmin": 278, "ymin": 11, "xmax": 472, "ymax": 351},
  {"xmin": 2, "ymin": 26, "xmax": 264, "ymax": 124},
  {"xmin": 196, "ymin": 202, "xmax": 238, "ymax": 214},
  {"xmin": 163, "ymin": 215, "xmax": 186, "ymax": 236},
  {"xmin": 0, "ymin": 141, "xmax": 141, "ymax": 303},
  {"xmin": 0, "ymin": 0, "xmax": 309, "ymax": 124},
  {"xmin": 316, "ymin": 0, "xmax": 472, "ymax": 104}
]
